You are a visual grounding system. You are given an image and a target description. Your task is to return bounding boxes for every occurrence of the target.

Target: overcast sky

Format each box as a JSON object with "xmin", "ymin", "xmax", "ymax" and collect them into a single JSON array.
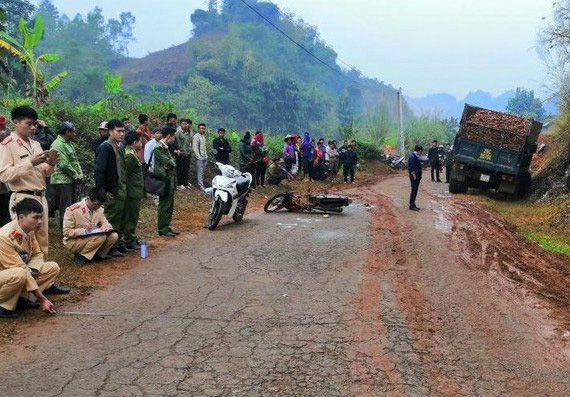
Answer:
[{"xmin": 44, "ymin": 0, "xmax": 553, "ymax": 98}]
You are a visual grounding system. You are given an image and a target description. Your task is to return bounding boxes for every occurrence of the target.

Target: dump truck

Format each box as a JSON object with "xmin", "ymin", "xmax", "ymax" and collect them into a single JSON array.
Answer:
[{"xmin": 449, "ymin": 104, "xmax": 542, "ymax": 196}]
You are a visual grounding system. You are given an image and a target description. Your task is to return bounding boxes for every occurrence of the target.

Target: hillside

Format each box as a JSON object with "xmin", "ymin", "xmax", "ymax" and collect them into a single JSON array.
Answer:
[{"xmin": 114, "ymin": 0, "xmax": 410, "ymax": 132}]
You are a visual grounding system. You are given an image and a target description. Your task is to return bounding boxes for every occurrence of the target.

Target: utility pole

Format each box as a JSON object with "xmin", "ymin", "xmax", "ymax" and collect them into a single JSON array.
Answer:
[{"xmin": 397, "ymin": 87, "xmax": 405, "ymax": 158}]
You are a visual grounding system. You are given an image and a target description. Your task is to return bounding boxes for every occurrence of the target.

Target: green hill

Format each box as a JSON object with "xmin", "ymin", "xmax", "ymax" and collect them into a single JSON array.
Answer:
[{"xmin": 115, "ymin": 0, "xmax": 410, "ymax": 132}]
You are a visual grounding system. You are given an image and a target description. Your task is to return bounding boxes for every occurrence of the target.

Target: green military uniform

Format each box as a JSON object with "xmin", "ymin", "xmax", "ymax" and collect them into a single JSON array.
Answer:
[
  {"xmin": 153, "ymin": 141, "xmax": 177, "ymax": 235},
  {"xmin": 50, "ymin": 135, "xmax": 83, "ymax": 184},
  {"xmin": 175, "ymin": 127, "xmax": 193, "ymax": 156},
  {"xmin": 122, "ymin": 146, "xmax": 144, "ymax": 245},
  {"xmin": 105, "ymin": 140, "xmax": 127, "ymax": 249}
]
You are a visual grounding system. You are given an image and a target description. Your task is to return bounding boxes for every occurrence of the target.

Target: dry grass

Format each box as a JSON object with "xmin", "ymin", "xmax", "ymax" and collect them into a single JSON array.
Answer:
[
  {"xmin": 476, "ymin": 195, "xmax": 570, "ymax": 258},
  {"xmin": 0, "ymin": 161, "xmax": 394, "ymax": 341}
]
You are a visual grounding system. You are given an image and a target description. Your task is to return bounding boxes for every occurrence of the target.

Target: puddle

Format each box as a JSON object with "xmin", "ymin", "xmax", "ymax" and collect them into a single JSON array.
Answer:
[{"xmin": 432, "ymin": 202, "xmax": 452, "ymax": 233}]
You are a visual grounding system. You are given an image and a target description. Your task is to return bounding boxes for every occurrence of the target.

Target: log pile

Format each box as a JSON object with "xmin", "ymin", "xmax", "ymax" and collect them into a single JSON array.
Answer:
[{"xmin": 462, "ymin": 110, "xmax": 531, "ymax": 152}]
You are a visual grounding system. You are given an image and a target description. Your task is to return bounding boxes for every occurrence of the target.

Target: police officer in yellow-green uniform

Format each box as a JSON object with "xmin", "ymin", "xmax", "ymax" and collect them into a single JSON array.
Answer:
[
  {"xmin": 0, "ymin": 198, "xmax": 69, "ymax": 319},
  {"xmin": 153, "ymin": 126, "xmax": 178, "ymax": 237},
  {"xmin": 122, "ymin": 131, "xmax": 145, "ymax": 250},
  {"xmin": 94, "ymin": 119, "xmax": 128, "ymax": 257},
  {"xmin": 0, "ymin": 106, "xmax": 58, "ymax": 260}
]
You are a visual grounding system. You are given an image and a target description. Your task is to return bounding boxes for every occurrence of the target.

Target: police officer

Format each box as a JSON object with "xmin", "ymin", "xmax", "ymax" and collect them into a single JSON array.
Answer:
[
  {"xmin": 0, "ymin": 199, "xmax": 69, "ymax": 319},
  {"xmin": 62, "ymin": 189, "xmax": 119, "ymax": 266},
  {"xmin": 0, "ymin": 106, "xmax": 58, "ymax": 259},
  {"xmin": 154, "ymin": 126, "xmax": 178, "ymax": 237}
]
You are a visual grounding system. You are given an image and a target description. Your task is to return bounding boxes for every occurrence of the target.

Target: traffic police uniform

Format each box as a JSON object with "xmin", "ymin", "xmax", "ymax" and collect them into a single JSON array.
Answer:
[
  {"xmin": 0, "ymin": 220, "xmax": 60, "ymax": 308},
  {"xmin": 62, "ymin": 199, "xmax": 118, "ymax": 260},
  {"xmin": 0, "ymin": 133, "xmax": 54, "ymax": 259}
]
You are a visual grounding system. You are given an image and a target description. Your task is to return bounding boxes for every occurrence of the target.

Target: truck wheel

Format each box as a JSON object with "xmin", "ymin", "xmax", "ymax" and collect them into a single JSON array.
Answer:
[
  {"xmin": 517, "ymin": 173, "xmax": 532, "ymax": 197},
  {"xmin": 449, "ymin": 179, "xmax": 467, "ymax": 194}
]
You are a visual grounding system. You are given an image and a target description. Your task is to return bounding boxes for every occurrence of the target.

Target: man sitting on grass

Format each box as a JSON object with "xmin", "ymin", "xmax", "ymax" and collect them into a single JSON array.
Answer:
[
  {"xmin": 62, "ymin": 188, "xmax": 119, "ymax": 266},
  {"xmin": 0, "ymin": 198, "xmax": 69, "ymax": 319}
]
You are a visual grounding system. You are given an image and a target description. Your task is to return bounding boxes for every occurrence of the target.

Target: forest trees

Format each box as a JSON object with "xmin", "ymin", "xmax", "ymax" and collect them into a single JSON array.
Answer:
[
  {"xmin": 506, "ymin": 88, "xmax": 546, "ymax": 121},
  {"xmin": 0, "ymin": 15, "xmax": 67, "ymax": 105}
]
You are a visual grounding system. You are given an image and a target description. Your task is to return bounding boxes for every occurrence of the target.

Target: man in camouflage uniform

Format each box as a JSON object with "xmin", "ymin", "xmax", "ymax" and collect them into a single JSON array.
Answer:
[
  {"xmin": 50, "ymin": 122, "xmax": 83, "ymax": 227},
  {"xmin": 0, "ymin": 106, "xmax": 58, "ymax": 259},
  {"xmin": 175, "ymin": 118, "xmax": 193, "ymax": 189}
]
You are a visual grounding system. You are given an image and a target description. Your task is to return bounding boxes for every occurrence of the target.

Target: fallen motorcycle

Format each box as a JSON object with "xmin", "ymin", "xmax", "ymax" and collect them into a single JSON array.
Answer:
[{"xmin": 264, "ymin": 191, "xmax": 352, "ymax": 214}]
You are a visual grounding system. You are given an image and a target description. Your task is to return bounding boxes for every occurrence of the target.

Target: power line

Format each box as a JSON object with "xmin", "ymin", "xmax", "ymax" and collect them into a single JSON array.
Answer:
[{"xmin": 238, "ymin": 0, "xmax": 363, "ymax": 88}]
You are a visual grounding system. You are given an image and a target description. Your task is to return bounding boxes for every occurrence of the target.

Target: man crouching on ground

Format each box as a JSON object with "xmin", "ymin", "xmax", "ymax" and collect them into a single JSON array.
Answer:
[
  {"xmin": 63, "ymin": 188, "xmax": 119, "ymax": 266},
  {"xmin": 0, "ymin": 198, "xmax": 70, "ymax": 319}
]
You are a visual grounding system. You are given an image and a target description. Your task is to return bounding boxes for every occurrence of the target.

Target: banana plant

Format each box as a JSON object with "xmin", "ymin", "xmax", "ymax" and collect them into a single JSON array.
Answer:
[{"xmin": 0, "ymin": 15, "xmax": 67, "ymax": 105}]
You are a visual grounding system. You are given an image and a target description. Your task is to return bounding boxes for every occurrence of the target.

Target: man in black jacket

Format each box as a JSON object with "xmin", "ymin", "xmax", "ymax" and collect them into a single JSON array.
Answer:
[
  {"xmin": 342, "ymin": 144, "xmax": 358, "ymax": 184},
  {"xmin": 212, "ymin": 128, "xmax": 232, "ymax": 164},
  {"xmin": 408, "ymin": 145, "xmax": 423, "ymax": 211},
  {"xmin": 428, "ymin": 140, "xmax": 442, "ymax": 182},
  {"xmin": 94, "ymin": 119, "xmax": 126, "ymax": 257}
]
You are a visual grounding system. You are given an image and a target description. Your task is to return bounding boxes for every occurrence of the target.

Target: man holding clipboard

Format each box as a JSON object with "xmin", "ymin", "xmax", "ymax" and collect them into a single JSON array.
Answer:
[{"xmin": 62, "ymin": 189, "xmax": 119, "ymax": 266}]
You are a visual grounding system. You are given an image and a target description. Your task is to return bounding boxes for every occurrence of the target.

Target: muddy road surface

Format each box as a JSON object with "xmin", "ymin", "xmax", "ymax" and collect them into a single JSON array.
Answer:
[{"xmin": 0, "ymin": 175, "xmax": 569, "ymax": 396}]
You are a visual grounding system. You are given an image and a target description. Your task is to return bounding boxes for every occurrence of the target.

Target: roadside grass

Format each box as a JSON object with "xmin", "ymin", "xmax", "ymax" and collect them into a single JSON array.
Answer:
[
  {"xmin": 477, "ymin": 195, "xmax": 570, "ymax": 259},
  {"xmin": 0, "ymin": 161, "xmax": 393, "ymax": 343}
]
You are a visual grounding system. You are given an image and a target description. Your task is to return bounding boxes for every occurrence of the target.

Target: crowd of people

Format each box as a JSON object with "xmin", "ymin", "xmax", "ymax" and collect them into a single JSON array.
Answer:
[{"xmin": 0, "ymin": 105, "xmax": 361, "ymax": 319}]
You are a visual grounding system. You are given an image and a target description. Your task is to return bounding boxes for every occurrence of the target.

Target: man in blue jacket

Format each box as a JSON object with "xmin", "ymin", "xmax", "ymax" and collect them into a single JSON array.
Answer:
[{"xmin": 408, "ymin": 145, "xmax": 423, "ymax": 211}]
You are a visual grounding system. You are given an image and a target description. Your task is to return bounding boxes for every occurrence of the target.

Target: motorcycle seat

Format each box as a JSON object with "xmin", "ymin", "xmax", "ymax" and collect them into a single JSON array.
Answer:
[{"xmin": 236, "ymin": 176, "xmax": 250, "ymax": 195}]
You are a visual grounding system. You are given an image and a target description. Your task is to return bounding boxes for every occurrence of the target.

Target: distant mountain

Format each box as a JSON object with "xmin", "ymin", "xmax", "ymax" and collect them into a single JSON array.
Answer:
[{"xmin": 406, "ymin": 90, "xmax": 558, "ymax": 119}]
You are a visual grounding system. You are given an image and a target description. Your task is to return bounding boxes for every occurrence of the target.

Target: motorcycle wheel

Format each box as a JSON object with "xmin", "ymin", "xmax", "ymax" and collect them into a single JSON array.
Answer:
[
  {"xmin": 208, "ymin": 198, "xmax": 224, "ymax": 230},
  {"xmin": 233, "ymin": 198, "xmax": 248, "ymax": 222},
  {"xmin": 264, "ymin": 193, "xmax": 287, "ymax": 213}
]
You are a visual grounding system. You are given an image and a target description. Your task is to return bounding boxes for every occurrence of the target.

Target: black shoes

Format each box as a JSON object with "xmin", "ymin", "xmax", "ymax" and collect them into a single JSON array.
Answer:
[
  {"xmin": 125, "ymin": 242, "xmax": 141, "ymax": 250},
  {"xmin": 17, "ymin": 298, "xmax": 39, "ymax": 310},
  {"xmin": 93, "ymin": 254, "xmax": 111, "ymax": 261},
  {"xmin": 0, "ymin": 306, "xmax": 18, "ymax": 319},
  {"xmin": 109, "ymin": 249, "xmax": 125, "ymax": 258},
  {"xmin": 159, "ymin": 231, "xmax": 176, "ymax": 238},
  {"xmin": 44, "ymin": 284, "xmax": 71, "ymax": 295},
  {"xmin": 169, "ymin": 229, "xmax": 180, "ymax": 235},
  {"xmin": 409, "ymin": 206, "xmax": 420, "ymax": 211},
  {"xmin": 73, "ymin": 254, "xmax": 89, "ymax": 266}
]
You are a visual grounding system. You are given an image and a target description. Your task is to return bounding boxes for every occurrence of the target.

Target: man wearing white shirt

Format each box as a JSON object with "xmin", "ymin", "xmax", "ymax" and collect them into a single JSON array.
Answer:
[{"xmin": 192, "ymin": 123, "xmax": 208, "ymax": 190}]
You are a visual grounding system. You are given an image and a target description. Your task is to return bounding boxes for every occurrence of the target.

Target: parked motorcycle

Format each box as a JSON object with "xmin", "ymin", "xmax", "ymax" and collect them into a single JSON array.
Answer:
[
  {"xmin": 205, "ymin": 162, "xmax": 253, "ymax": 230},
  {"xmin": 264, "ymin": 191, "xmax": 352, "ymax": 214}
]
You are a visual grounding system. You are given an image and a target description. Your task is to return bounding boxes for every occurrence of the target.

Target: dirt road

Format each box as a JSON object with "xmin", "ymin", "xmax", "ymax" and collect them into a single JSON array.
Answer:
[{"xmin": 0, "ymin": 175, "xmax": 569, "ymax": 396}]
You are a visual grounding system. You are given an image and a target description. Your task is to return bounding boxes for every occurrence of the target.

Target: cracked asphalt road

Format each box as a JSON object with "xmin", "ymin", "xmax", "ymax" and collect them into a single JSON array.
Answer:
[{"xmin": 1, "ymin": 175, "xmax": 569, "ymax": 396}]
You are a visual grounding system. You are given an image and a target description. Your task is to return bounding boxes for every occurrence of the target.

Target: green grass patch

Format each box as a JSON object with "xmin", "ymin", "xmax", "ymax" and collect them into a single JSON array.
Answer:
[{"xmin": 521, "ymin": 231, "xmax": 570, "ymax": 258}]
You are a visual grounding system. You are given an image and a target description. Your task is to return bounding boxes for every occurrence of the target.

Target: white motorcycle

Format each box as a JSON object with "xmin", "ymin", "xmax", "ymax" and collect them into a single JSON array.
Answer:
[{"xmin": 205, "ymin": 162, "xmax": 253, "ymax": 231}]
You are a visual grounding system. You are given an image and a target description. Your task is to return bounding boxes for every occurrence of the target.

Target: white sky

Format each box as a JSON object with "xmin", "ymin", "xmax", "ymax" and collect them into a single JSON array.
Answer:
[{"xmin": 44, "ymin": 0, "xmax": 553, "ymax": 98}]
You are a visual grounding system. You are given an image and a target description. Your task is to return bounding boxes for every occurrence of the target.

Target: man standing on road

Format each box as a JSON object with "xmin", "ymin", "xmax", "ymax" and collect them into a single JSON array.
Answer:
[
  {"xmin": 212, "ymin": 128, "xmax": 232, "ymax": 165},
  {"xmin": 444, "ymin": 143, "xmax": 454, "ymax": 183},
  {"xmin": 408, "ymin": 145, "xmax": 423, "ymax": 211},
  {"xmin": 94, "ymin": 119, "xmax": 127, "ymax": 257},
  {"xmin": 0, "ymin": 106, "xmax": 58, "ymax": 259},
  {"xmin": 50, "ymin": 122, "xmax": 83, "ymax": 228},
  {"xmin": 193, "ymin": 123, "xmax": 208, "ymax": 190},
  {"xmin": 428, "ymin": 140, "xmax": 442, "ymax": 182},
  {"xmin": 175, "ymin": 119, "xmax": 193, "ymax": 189}
]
